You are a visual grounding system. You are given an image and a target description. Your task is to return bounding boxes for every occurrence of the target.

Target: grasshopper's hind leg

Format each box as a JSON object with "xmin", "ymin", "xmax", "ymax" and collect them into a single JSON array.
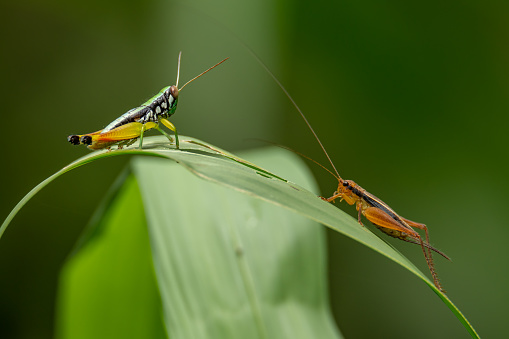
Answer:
[{"xmin": 117, "ymin": 137, "xmax": 138, "ymax": 149}]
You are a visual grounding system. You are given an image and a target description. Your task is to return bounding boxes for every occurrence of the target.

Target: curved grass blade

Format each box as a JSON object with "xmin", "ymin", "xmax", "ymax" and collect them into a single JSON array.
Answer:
[{"xmin": 0, "ymin": 135, "xmax": 479, "ymax": 338}]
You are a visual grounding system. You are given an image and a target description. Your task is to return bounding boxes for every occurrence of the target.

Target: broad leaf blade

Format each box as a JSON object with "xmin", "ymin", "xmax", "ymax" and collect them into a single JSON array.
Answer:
[
  {"xmin": 55, "ymin": 174, "xmax": 167, "ymax": 339},
  {"xmin": 132, "ymin": 150, "xmax": 340, "ymax": 338}
]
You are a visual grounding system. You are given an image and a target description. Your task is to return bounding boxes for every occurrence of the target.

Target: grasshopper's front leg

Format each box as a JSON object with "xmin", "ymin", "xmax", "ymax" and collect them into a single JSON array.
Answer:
[
  {"xmin": 160, "ymin": 118, "xmax": 179, "ymax": 149},
  {"xmin": 153, "ymin": 125, "xmax": 175, "ymax": 148}
]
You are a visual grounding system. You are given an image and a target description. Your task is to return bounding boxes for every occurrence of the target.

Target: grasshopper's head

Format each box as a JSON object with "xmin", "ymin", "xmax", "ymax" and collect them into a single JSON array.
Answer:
[
  {"xmin": 164, "ymin": 85, "xmax": 179, "ymax": 116},
  {"xmin": 169, "ymin": 85, "xmax": 179, "ymax": 98}
]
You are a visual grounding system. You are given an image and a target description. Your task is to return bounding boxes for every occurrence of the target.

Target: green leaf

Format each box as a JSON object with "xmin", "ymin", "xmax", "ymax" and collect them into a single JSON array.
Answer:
[
  {"xmin": 55, "ymin": 173, "xmax": 167, "ymax": 339},
  {"xmin": 1, "ymin": 136, "xmax": 479, "ymax": 338},
  {"xmin": 131, "ymin": 152, "xmax": 341, "ymax": 338}
]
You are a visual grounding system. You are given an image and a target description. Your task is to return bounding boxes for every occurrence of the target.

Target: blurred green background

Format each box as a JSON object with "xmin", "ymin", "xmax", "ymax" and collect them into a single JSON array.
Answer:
[{"xmin": 0, "ymin": 0, "xmax": 507, "ymax": 338}]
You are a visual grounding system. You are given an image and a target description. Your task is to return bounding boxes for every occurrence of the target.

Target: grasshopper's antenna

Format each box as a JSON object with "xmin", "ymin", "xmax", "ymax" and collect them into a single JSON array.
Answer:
[
  {"xmin": 179, "ymin": 57, "xmax": 229, "ymax": 92},
  {"xmin": 176, "ymin": 51, "xmax": 182, "ymax": 88}
]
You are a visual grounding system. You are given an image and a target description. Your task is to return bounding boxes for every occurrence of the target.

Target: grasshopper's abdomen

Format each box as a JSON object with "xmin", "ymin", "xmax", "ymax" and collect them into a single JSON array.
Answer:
[{"xmin": 102, "ymin": 86, "xmax": 178, "ymax": 133}]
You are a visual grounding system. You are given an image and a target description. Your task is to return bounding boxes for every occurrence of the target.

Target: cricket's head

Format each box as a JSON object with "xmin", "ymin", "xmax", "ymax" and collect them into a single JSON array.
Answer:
[{"xmin": 335, "ymin": 180, "xmax": 359, "ymax": 205}]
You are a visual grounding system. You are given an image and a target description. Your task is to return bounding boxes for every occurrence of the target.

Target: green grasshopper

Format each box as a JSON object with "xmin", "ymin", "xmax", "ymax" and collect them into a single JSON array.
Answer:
[{"xmin": 68, "ymin": 52, "xmax": 228, "ymax": 150}]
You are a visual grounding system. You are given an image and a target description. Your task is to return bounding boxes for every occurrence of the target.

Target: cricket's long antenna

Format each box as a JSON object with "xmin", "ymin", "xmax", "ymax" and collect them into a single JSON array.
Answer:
[
  {"xmin": 285, "ymin": 146, "xmax": 341, "ymax": 182},
  {"xmin": 176, "ymin": 51, "xmax": 182, "ymax": 88},
  {"xmin": 259, "ymin": 140, "xmax": 342, "ymax": 182},
  {"xmin": 242, "ymin": 48, "xmax": 342, "ymax": 181},
  {"xmin": 168, "ymin": 10, "xmax": 340, "ymax": 180},
  {"xmin": 179, "ymin": 57, "xmax": 229, "ymax": 92}
]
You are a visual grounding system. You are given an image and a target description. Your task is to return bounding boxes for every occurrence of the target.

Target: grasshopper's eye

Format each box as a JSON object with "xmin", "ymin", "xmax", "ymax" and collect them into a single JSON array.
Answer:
[
  {"xmin": 68, "ymin": 135, "xmax": 80, "ymax": 145},
  {"xmin": 170, "ymin": 85, "xmax": 179, "ymax": 98},
  {"xmin": 342, "ymin": 181, "xmax": 349, "ymax": 187},
  {"xmin": 81, "ymin": 135, "xmax": 92, "ymax": 145}
]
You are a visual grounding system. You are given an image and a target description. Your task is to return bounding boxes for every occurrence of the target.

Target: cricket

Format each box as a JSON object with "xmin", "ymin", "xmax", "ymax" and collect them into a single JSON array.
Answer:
[
  {"xmin": 306, "ymin": 152, "xmax": 449, "ymax": 292},
  {"xmin": 68, "ymin": 52, "xmax": 228, "ymax": 150},
  {"xmin": 255, "ymin": 58, "xmax": 449, "ymax": 292}
]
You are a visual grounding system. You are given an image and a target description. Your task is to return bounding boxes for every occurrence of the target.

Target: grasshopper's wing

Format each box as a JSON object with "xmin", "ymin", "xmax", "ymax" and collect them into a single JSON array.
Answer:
[
  {"xmin": 94, "ymin": 122, "xmax": 156, "ymax": 142},
  {"xmin": 86, "ymin": 123, "xmax": 144, "ymax": 150}
]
